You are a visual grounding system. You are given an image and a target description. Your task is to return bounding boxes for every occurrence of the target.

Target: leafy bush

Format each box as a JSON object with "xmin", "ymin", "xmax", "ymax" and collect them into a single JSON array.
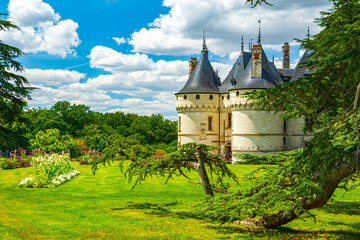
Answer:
[
  {"xmin": 30, "ymin": 129, "xmax": 80, "ymax": 158},
  {"xmin": 19, "ymin": 154, "xmax": 77, "ymax": 188}
]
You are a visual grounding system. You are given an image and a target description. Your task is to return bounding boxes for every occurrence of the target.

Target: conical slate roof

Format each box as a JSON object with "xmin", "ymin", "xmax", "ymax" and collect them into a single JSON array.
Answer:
[
  {"xmin": 176, "ymin": 50, "xmax": 220, "ymax": 94},
  {"xmin": 290, "ymin": 50, "xmax": 314, "ymax": 82},
  {"xmin": 220, "ymin": 51, "xmax": 252, "ymax": 93},
  {"xmin": 228, "ymin": 49, "xmax": 283, "ymax": 90}
]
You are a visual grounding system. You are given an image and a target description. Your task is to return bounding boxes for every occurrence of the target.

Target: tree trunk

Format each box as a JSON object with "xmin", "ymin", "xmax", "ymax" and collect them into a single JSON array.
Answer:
[
  {"xmin": 240, "ymin": 156, "xmax": 359, "ymax": 228},
  {"xmin": 196, "ymin": 146, "xmax": 214, "ymax": 197}
]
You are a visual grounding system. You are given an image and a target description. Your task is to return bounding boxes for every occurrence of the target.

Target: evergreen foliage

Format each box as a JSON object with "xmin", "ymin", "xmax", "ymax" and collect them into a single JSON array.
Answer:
[
  {"xmin": 201, "ymin": 0, "xmax": 360, "ymax": 228},
  {"xmin": 0, "ymin": 14, "xmax": 34, "ymax": 150}
]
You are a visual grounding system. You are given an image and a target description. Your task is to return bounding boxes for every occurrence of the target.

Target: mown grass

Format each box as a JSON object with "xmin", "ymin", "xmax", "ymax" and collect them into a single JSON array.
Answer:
[{"xmin": 0, "ymin": 163, "xmax": 359, "ymax": 240}]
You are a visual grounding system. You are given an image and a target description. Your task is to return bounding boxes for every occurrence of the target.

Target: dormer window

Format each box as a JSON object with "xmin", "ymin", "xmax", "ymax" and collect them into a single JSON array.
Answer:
[
  {"xmin": 196, "ymin": 95, "xmax": 200, "ymax": 100},
  {"xmin": 209, "ymin": 95, "xmax": 213, "ymax": 100}
]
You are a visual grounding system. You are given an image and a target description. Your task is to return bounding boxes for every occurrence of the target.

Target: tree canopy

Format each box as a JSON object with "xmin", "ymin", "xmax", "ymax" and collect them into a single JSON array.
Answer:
[
  {"xmin": 201, "ymin": 0, "xmax": 360, "ymax": 228},
  {"xmin": 0, "ymin": 14, "xmax": 34, "ymax": 150}
]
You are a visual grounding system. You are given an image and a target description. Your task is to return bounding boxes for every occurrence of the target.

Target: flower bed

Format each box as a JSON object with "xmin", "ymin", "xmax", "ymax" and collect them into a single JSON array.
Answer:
[
  {"xmin": 0, "ymin": 149, "xmax": 31, "ymax": 169},
  {"xmin": 79, "ymin": 149, "xmax": 100, "ymax": 165},
  {"xmin": 18, "ymin": 154, "xmax": 79, "ymax": 188}
]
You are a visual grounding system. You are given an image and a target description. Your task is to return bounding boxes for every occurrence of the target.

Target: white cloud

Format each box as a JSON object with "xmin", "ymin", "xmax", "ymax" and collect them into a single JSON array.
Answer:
[
  {"xmin": 0, "ymin": 0, "xmax": 80, "ymax": 57},
  {"xmin": 22, "ymin": 68, "xmax": 85, "ymax": 87},
  {"xmin": 113, "ymin": 37, "xmax": 126, "ymax": 45},
  {"xmin": 128, "ymin": 0, "xmax": 331, "ymax": 56}
]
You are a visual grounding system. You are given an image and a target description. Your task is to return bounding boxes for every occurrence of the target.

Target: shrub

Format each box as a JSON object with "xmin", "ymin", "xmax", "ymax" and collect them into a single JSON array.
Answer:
[
  {"xmin": 19, "ymin": 154, "xmax": 78, "ymax": 188},
  {"xmin": 30, "ymin": 129, "xmax": 80, "ymax": 158}
]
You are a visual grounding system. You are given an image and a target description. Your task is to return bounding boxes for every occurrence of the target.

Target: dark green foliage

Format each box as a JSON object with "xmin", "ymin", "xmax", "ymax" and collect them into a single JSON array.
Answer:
[
  {"xmin": 93, "ymin": 142, "xmax": 238, "ymax": 194},
  {"xmin": 234, "ymin": 151, "xmax": 301, "ymax": 165},
  {"xmin": 202, "ymin": 0, "xmax": 360, "ymax": 227},
  {"xmin": 0, "ymin": 14, "xmax": 34, "ymax": 149}
]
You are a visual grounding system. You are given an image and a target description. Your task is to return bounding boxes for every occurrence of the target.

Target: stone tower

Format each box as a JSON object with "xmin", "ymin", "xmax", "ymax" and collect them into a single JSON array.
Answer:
[
  {"xmin": 282, "ymin": 42, "xmax": 290, "ymax": 69},
  {"xmin": 175, "ymin": 38, "xmax": 221, "ymax": 148}
]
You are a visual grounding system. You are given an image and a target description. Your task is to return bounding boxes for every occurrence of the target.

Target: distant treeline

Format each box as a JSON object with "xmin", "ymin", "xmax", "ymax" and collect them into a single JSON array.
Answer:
[{"xmin": 3, "ymin": 101, "xmax": 177, "ymax": 156}]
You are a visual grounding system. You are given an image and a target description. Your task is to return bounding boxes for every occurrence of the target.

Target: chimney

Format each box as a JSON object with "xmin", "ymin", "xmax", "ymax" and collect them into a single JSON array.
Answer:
[
  {"xmin": 189, "ymin": 57, "xmax": 198, "ymax": 77},
  {"xmin": 251, "ymin": 44, "xmax": 262, "ymax": 78},
  {"xmin": 282, "ymin": 42, "xmax": 290, "ymax": 69}
]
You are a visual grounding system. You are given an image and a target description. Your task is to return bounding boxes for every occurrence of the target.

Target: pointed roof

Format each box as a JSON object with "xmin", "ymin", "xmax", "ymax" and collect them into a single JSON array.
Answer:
[
  {"xmin": 290, "ymin": 50, "xmax": 314, "ymax": 82},
  {"xmin": 220, "ymin": 51, "xmax": 252, "ymax": 93},
  {"xmin": 223, "ymin": 49, "xmax": 283, "ymax": 91},
  {"xmin": 176, "ymin": 48, "xmax": 220, "ymax": 95}
]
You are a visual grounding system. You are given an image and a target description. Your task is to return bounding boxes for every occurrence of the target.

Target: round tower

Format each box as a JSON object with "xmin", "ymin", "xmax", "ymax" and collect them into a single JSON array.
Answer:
[{"xmin": 175, "ymin": 37, "xmax": 221, "ymax": 148}]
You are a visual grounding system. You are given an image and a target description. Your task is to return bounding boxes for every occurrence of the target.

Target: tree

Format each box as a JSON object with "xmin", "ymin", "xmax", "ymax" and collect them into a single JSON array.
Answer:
[
  {"xmin": 92, "ymin": 141, "xmax": 238, "ymax": 198},
  {"xmin": 0, "ymin": 13, "xmax": 34, "ymax": 149},
  {"xmin": 93, "ymin": 0, "xmax": 360, "ymax": 229},
  {"xmin": 202, "ymin": 0, "xmax": 360, "ymax": 228}
]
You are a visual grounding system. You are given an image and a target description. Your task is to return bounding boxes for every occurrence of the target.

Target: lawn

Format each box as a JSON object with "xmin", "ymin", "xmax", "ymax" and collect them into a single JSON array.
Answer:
[{"xmin": 0, "ymin": 163, "xmax": 359, "ymax": 240}]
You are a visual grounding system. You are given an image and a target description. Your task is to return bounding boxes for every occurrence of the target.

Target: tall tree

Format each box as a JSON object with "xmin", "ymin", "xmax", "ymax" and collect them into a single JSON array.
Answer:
[
  {"xmin": 202, "ymin": 0, "xmax": 360, "ymax": 228},
  {"xmin": 0, "ymin": 13, "xmax": 34, "ymax": 149}
]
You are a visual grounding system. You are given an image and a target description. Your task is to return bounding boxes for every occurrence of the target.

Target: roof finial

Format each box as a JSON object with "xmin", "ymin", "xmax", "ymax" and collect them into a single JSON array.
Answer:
[
  {"xmin": 257, "ymin": 19, "xmax": 261, "ymax": 44},
  {"xmin": 251, "ymin": 38, "xmax": 253, "ymax": 48},
  {"xmin": 306, "ymin": 27, "xmax": 311, "ymax": 39},
  {"xmin": 241, "ymin": 35, "xmax": 244, "ymax": 53},
  {"xmin": 202, "ymin": 29, "xmax": 208, "ymax": 53},
  {"xmin": 272, "ymin": 55, "xmax": 274, "ymax": 63},
  {"xmin": 249, "ymin": 39, "xmax": 251, "ymax": 51}
]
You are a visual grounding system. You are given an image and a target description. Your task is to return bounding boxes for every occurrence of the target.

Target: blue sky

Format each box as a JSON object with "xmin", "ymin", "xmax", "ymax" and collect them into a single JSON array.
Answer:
[{"xmin": 1, "ymin": 0, "xmax": 332, "ymax": 120}]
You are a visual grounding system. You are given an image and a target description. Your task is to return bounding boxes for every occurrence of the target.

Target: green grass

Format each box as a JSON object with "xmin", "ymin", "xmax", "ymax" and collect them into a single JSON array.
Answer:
[{"xmin": 0, "ymin": 163, "xmax": 359, "ymax": 240}]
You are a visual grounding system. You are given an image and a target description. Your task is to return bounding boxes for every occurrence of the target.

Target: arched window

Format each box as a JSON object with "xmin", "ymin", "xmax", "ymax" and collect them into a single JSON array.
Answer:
[
  {"xmin": 184, "ymin": 95, "xmax": 187, "ymax": 100},
  {"xmin": 222, "ymin": 96, "xmax": 224, "ymax": 100},
  {"xmin": 196, "ymin": 95, "xmax": 200, "ymax": 99},
  {"xmin": 236, "ymin": 91, "xmax": 239, "ymax": 96},
  {"xmin": 227, "ymin": 95, "xmax": 230, "ymax": 100},
  {"xmin": 209, "ymin": 95, "xmax": 213, "ymax": 100}
]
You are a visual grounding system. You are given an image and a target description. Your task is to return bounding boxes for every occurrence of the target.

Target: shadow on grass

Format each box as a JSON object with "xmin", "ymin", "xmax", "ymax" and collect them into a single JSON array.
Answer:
[
  {"xmin": 320, "ymin": 201, "xmax": 360, "ymax": 215},
  {"xmin": 111, "ymin": 201, "xmax": 203, "ymax": 220},
  {"xmin": 209, "ymin": 225, "xmax": 360, "ymax": 240}
]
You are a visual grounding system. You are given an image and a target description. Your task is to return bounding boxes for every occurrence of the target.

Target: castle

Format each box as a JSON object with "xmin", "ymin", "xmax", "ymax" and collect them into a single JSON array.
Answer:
[{"xmin": 175, "ymin": 33, "xmax": 312, "ymax": 161}]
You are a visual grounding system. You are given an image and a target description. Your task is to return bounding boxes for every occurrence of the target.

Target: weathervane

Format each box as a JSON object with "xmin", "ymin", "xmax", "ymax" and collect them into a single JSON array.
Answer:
[
  {"xmin": 306, "ymin": 27, "xmax": 311, "ymax": 39},
  {"xmin": 202, "ymin": 29, "xmax": 208, "ymax": 53},
  {"xmin": 257, "ymin": 19, "xmax": 261, "ymax": 44},
  {"xmin": 241, "ymin": 35, "xmax": 244, "ymax": 53}
]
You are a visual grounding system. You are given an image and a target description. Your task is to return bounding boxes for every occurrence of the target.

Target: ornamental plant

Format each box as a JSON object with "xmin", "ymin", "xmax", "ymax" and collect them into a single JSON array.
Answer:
[
  {"xmin": 0, "ymin": 148, "xmax": 31, "ymax": 169},
  {"xmin": 79, "ymin": 148, "xmax": 100, "ymax": 165},
  {"xmin": 19, "ymin": 154, "xmax": 78, "ymax": 188}
]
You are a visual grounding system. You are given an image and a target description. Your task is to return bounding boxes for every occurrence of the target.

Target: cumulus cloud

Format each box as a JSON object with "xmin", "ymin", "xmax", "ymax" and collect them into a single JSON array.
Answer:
[
  {"xmin": 0, "ymin": 0, "xmax": 80, "ymax": 57},
  {"xmin": 128, "ymin": 0, "xmax": 332, "ymax": 56},
  {"xmin": 113, "ymin": 37, "xmax": 126, "ymax": 45},
  {"xmin": 22, "ymin": 69, "xmax": 86, "ymax": 87}
]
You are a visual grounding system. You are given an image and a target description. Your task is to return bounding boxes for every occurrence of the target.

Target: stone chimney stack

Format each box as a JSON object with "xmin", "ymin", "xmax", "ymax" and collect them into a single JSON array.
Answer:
[
  {"xmin": 282, "ymin": 42, "xmax": 290, "ymax": 69},
  {"xmin": 189, "ymin": 57, "xmax": 198, "ymax": 77},
  {"xmin": 251, "ymin": 44, "xmax": 262, "ymax": 78}
]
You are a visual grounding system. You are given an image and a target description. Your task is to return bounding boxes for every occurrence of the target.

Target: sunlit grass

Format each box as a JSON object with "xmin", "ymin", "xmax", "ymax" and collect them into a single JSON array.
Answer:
[{"xmin": 0, "ymin": 163, "xmax": 359, "ymax": 239}]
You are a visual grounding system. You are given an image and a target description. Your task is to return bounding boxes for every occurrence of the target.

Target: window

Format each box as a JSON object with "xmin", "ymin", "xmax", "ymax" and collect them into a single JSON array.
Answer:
[
  {"xmin": 209, "ymin": 95, "xmax": 213, "ymax": 100},
  {"xmin": 184, "ymin": 95, "xmax": 187, "ymax": 100},
  {"xmin": 196, "ymin": 95, "xmax": 200, "ymax": 99},
  {"xmin": 222, "ymin": 96, "xmax": 224, "ymax": 100},
  {"xmin": 227, "ymin": 95, "xmax": 230, "ymax": 100},
  {"xmin": 236, "ymin": 91, "xmax": 239, "ymax": 96},
  {"xmin": 208, "ymin": 117, "xmax": 213, "ymax": 130},
  {"xmin": 228, "ymin": 113, "xmax": 232, "ymax": 128},
  {"xmin": 178, "ymin": 116, "xmax": 181, "ymax": 132}
]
